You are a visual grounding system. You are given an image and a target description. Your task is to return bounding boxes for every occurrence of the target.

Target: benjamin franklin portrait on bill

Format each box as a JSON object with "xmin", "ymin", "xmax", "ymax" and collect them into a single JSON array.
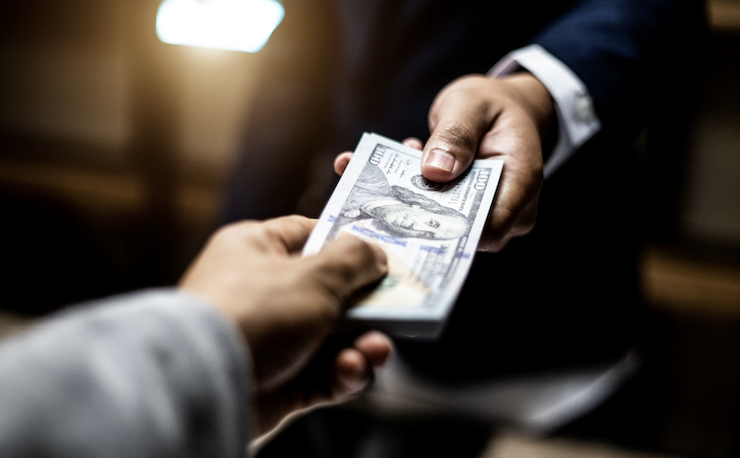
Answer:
[{"xmin": 331, "ymin": 161, "xmax": 471, "ymax": 241}]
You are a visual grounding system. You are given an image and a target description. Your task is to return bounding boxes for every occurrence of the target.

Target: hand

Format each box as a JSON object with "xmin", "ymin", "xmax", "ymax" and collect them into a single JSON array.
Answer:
[
  {"xmin": 335, "ymin": 73, "xmax": 555, "ymax": 251},
  {"xmin": 178, "ymin": 215, "xmax": 391, "ymax": 433}
]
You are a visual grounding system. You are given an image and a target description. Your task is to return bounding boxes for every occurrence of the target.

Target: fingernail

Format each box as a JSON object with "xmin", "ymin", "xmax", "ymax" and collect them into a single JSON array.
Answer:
[
  {"xmin": 368, "ymin": 243, "xmax": 388, "ymax": 269},
  {"xmin": 425, "ymin": 149, "xmax": 455, "ymax": 173}
]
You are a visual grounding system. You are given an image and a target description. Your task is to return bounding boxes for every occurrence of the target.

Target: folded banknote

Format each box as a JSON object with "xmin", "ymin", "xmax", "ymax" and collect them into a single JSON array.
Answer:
[{"xmin": 304, "ymin": 133, "xmax": 503, "ymax": 338}]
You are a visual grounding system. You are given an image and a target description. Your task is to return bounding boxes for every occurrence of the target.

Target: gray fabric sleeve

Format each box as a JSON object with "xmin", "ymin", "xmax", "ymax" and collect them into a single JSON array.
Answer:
[{"xmin": 0, "ymin": 289, "xmax": 252, "ymax": 458}]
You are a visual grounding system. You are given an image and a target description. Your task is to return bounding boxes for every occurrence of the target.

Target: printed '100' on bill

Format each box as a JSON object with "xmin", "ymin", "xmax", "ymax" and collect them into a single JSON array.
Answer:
[{"xmin": 303, "ymin": 133, "xmax": 503, "ymax": 339}]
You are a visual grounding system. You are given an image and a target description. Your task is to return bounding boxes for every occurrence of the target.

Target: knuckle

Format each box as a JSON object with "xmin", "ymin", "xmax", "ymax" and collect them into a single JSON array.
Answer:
[
  {"xmin": 435, "ymin": 123, "xmax": 478, "ymax": 152},
  {"xmin": 322, "ymin": 239, "xmax": 375, "ymax": 284},
  {"xmin": 517, "ymin": 208, "xmax": 539, "ymax": 235},
  {"xmin": 512, "ymin": 218, "xmax": 536, "ymax": 237},
  {"xmin": 212, "ymin": 220, "xmax": 259, "ymax": 243},
  {"xmin": 293, "ymin": 262, "xmax": 337, "ymax": 302},
  {"xmin": 307, "ymin": 282, "xmax": 342, "ymax": 319},
  {"xmin": 495, "ymin": 206, "xmax": 517, "ymax": 228},
  {"xmin": 282, "ymin": 214, "xmax": 310, "ymax": 225},
  {"xmin": 478, "ymin": 233, "xmax": 506, "ymax": 252},
  {"xmin": 489, "ymin": 238, "xmax": 509, "ymax": 252},
  {"xmin": 308, "ymin": 259, "xmax": 352, "ymax": 299}
]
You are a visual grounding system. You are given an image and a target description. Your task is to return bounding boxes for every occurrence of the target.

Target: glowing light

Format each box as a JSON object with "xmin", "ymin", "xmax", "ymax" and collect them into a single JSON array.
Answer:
[{"xmin": 156, "ymin": 0, "xmax": 284, "ymax": 53}]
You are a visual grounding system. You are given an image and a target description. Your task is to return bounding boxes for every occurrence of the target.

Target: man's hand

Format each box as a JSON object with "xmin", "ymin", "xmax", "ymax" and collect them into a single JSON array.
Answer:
[
  {"xmin": 178, "ymin": 215, "xmax": 391, "ymax": 434},
  {"xmin": 335, "ymin": 73, "xmax": 555, "ymax": 251}
]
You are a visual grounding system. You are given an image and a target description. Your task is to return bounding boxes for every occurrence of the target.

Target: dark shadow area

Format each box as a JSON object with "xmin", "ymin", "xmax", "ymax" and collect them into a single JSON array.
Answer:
[
  {"xmin": 0, "ymin": 187, "xmax": 119, "ymax": 315},
  {"xmin": 257, "ymin": 406, "xmax": 492, "ymax": 458}
]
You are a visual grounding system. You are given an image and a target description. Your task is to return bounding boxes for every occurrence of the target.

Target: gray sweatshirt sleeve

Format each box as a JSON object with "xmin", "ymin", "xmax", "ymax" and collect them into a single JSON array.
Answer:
[{"xmin": 0, "ymin": 289, "xmax": 252, "ymax": 458}]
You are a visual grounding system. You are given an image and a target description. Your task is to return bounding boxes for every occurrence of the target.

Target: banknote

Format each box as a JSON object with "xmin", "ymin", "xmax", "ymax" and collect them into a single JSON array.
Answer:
[{"xmin": 304, "ymin": 133, "xmax": 503, "ymax": 338}]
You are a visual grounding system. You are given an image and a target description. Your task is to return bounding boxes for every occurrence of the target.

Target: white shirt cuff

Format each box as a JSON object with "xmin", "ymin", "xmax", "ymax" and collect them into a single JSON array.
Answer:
[{"xmin": 489, "ymin": 44, "xmax": 601, "ymax": 178}]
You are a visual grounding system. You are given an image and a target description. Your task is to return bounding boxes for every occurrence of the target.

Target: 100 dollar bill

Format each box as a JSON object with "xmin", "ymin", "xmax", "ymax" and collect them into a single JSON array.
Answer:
[{"xmin": 304, "ymin": 133, "xmax": 503, "ymax": 338}]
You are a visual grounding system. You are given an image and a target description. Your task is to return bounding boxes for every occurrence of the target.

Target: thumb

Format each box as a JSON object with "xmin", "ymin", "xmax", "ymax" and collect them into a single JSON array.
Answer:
[
  {"xmin": 304, "ymin": 237, "xmax": 388, "ymax": 309},
  {"xmin": 423, "ymin": 77, "xmax": 493, "ymax": 182}
]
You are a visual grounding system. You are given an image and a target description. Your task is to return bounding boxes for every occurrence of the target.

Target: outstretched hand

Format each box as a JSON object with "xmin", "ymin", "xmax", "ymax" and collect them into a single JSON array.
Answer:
[
  {"xmin": 179, "ymin": 215, "xmax": 391, "ymax": 434},
  {"xmin": 335, "ymin": 73, "xmax": 555, "ymax": 251}
]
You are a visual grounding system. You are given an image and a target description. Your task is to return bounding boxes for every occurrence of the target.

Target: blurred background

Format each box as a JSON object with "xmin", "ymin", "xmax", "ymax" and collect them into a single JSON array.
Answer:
[
  {"xmin": 0, "ymin": 0, "xmax": 266, "ymax": 309},
  {"xmin": 0, "ymin": 1, "xmax": 739, "ymax": 457}
]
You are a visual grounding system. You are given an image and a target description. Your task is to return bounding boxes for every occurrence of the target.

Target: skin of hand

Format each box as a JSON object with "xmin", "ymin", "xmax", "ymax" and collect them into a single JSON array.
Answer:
[
  {"xmin": 335, "ymin": 73, "xmax": 555, "ymax": 252},
  {"xmin": 178, "ymin": 215, "xmax": 391, "ymax": 434}
]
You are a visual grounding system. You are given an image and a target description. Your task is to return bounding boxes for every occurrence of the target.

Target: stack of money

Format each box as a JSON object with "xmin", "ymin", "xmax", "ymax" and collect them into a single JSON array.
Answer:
[{"xmin": 304, "ymin": 133, "xmax": 502, "ymax": 339}]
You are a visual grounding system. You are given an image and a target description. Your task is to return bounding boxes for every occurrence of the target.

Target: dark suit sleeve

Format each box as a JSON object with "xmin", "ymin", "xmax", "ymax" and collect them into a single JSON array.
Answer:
[{"xmin": 533, "ymin": 0, "xmax": 707, "ymax": 136}]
